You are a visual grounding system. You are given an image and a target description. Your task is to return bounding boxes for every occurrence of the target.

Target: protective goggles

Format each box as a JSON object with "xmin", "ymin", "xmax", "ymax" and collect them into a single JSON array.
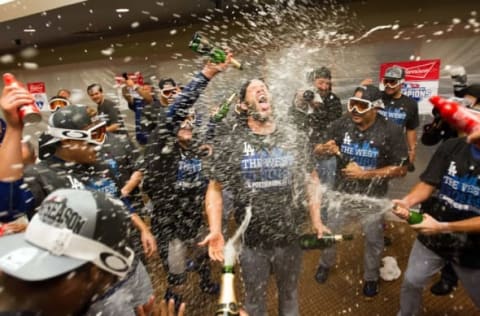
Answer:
[
  {"xmin": 161, "ymin": 87, "xmax": 178, "ymax": 99},
  {"xmin": 382, "ymin": 78, "xmax": 403, "ymax": 88},
  {"xmin": 179, "ymin": 116, "xmax": 196, "ymax": 129},
  {"xmin": 47, "ymin": 120, "xmax": 107, "ymax": 146},
  {"xmin": 49, "ymin": 98, "xmax": 71, "ymax": 112},
  {"xmin": 347, "ymin": 97, "xmax": 375, "ymax": 114},
  {"xmin": 26, "ymin": 218, "xmax": 134, "ymax": 278}
]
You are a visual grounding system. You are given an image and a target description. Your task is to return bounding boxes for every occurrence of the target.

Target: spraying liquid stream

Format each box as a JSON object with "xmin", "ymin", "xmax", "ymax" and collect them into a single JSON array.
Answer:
[{"xmin": 224, "ymin": 206, "xmax": 252, "ymax": 267}]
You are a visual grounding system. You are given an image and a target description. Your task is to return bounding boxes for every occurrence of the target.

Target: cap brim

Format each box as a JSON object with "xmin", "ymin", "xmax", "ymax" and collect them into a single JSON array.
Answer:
[{"xmin": 0, "ymin": 233, "xmax": 87, "ymax": 281}]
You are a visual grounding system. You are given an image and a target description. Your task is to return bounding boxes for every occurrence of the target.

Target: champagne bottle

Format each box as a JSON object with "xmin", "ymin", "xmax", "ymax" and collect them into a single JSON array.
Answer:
[
  {"xmin": 407, "ymin": 210, "xmax": 423, "ymax": 225},
  {"xmin": 336, "ymin": 152, "xmax": 351, "ymax": 170},
  {"xmin": 3, "ymin": 73, "xmax": 41, "ymax": 124},
  {"xmin": 215, "ymin": 266, "xmax": 239, "ymax": 316},
  {"xmin": 299, "ymin": 233, "xmax": 354, "ymax": 250},
  {"xmin": 189, "ymin": 32, "xmax": 243, "ymax": 70},
  {"xmin": 213, "ymin": 93, "xmax": 237, "ymax": 122}
]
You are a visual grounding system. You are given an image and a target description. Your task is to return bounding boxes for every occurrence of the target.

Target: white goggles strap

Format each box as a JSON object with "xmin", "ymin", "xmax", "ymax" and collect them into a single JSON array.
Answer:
[
  {"xmin": 46, "ymin": 121, "xmax": 106, "ymax": 146},
  {"xmin": 25, "ymin": 219, "xmax": 134, "ymax": 278}
]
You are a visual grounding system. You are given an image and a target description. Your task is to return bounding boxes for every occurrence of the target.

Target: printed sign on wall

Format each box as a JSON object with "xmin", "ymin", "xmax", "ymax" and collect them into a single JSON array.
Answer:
[
  {"xmin": 379, "ymin": 59, "xmax": 441, "ymax": 114},
  {"xmin": 27, "ymin": 82, "xmax": 49, "ymax": 112}
]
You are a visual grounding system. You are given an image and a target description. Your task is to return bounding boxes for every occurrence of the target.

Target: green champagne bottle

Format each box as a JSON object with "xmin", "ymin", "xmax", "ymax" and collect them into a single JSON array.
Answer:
[
  {"xmin": 189, "ymin": 32, "xmax": 243, "ymax": 70},
  {"xmin": 213, "ymin": 93, "xmax": 237, "ymax": 122},
  {"xmin": 407, "ymin": 210, "xmax": 423, "ymax": 224},
  {"xmin": 299, "ymin": 233, "xmax": 354, "ymax": 250},
  {"xmin": 215, "ymin": 266, "xmax": 239, "ymax": 316}
]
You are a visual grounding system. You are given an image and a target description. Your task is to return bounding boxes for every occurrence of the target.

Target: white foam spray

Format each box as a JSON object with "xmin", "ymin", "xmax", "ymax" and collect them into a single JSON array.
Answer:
[{"xmin": 223, "ymin": 205, "xmax": 252, "ymax": 267}]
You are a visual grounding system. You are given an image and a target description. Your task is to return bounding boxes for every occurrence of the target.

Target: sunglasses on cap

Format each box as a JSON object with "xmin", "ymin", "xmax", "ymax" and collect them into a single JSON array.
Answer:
[
  {"xmin": 49, "ymin": 98, "xmax": 71, "ymax": 112},
  {"xmin": 382, "ymin": 78, "xmax": 403, "ymax": 88},
  {"xmin": 347, "ymin": 97, "xmax": 375, "ymax": 114},
  {"xmin": 47, "ymin": 120, "xmax": 107, "ymax": 146}
]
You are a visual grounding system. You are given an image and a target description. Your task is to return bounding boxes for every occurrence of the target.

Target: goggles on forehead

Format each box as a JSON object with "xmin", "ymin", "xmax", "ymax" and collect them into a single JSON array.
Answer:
[
  {"xmin": 47, "ymin": 120, "xmax": 107, "ymax": 146},
  {"xmin": 347, "ymin": 97, "xmax": 376, "ymax": 114},
  {"xmin": 382, "ymin": 78, "xmax": 404, "ymax": 88},
  {"xmin": 26, "ymin": 217, "xmax": 134, "ymax": 278},
  {"xmin": 49, "ymin": 98, "xmax": 71, "ymax": 112}
]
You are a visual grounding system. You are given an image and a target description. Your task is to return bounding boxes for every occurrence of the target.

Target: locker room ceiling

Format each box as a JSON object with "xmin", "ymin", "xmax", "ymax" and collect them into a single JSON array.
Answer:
[{"xmin": 0, "ymin": 0, "xmax": 478, "ymax": 55}]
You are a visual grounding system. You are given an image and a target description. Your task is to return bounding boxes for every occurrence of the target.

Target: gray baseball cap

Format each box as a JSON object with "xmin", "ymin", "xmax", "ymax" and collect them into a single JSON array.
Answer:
[
  {"xmin": 0, "ymin": 189, "xmax": 133, "ymax": 281},
  {"xmin": 384, "ymin": 66, "xmax": 406, "ymax": 80}
]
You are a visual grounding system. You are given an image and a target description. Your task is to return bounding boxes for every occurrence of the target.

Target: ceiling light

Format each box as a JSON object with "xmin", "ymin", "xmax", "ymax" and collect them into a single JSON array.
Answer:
[
  {"xmin": 0, "ymin": 0, "xmax": 15, "ymax": 5},
  {"xmin": 24, "ymin": 28, "xmax": 36, "ymax": 32},
  {"xmin": 116, "ymin": 8, "xmax": 129, "ymax": 13}
]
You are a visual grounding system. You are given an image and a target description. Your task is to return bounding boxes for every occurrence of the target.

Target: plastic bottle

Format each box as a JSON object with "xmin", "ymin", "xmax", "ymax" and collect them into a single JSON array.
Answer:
[
  {"xmin": 299, "ymin": 233, "xmax": 354, "ymax": 250},
  {"xmin": 189, "ymin": 32, "xmax": 243, "ymax": 70},
  {"xmin": 429, "ymin": 95, "xmax": 480, "ymax": 135},
  {"xmin": 2, "ymin": 73, "xmax": 41, "ymax": 124},
  {"xmin": 215, "ymin": 265, "xmax": 239, "ymax": 316}
]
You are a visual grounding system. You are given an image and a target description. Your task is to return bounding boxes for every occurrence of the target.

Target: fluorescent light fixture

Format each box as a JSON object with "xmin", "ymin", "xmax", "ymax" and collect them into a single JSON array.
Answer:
[
  {"xmin": 116, "ymin": 8, "xmax": 129, "ymax": 13},
  {"xmin": 24, "ymin": 28, "xmax": 36, "ymax": 32},
  {"xmin": 0, "ymin": 0, "xmax": 15, "ymax": 5}
]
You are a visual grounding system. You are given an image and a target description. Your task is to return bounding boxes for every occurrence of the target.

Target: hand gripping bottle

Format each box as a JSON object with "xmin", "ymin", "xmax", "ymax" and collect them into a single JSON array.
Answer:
[
  {"xmin": 429, "ymin": 95, "xmax": 480, "ymax": 135},
  {"xmin": 407, "ymin": 210, "xmax": 423, "ymax": 225},
  {"xmin": 3, "ymin": 73, "xmax": 41, "ymax": 124},
  {"xmin": 189, "ymin": 32, "xmax": 243, "ymax": 70}
]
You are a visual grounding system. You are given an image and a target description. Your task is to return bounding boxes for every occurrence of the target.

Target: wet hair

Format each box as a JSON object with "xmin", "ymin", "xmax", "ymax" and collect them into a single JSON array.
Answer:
[
  {"xmin": 158, "ymin": 78, "xmax": 177, "ymax": 90},
  {"xmin": 87, "ymin": 83, "xmax": 103, "ymax": 94},
  {"xmin": 307, "ymin": 67, "xmax": 332, "ymax": 82},
  {"xmin": 239, "ymin": 78, "xmax": 267, "ymax": 102},
  {"xmin": 57, "ymin": 88, "xmax": 71, "ymax": 97}
]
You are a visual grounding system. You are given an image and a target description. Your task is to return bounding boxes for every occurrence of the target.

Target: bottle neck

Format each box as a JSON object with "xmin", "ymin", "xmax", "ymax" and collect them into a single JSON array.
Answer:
[{"xmin": 223, "ymin": 265, "xmax": 234, "ymax": 274}]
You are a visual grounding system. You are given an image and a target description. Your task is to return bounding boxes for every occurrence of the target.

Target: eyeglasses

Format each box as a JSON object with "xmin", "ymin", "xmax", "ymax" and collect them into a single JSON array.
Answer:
[
  {"xmin": 347, "ymin": 97, "xmax": 374, "ymax": 114},
  {"xmin": 49, "ymin": 98, "xmax": 70, "ymax": 112},
  {"xmin": 382, "ymin": 78, "xmax": 402, "ymax": 88},
  {"xmin": 47, "ymin": 120, "xmax": 107, "ymax": 145}
]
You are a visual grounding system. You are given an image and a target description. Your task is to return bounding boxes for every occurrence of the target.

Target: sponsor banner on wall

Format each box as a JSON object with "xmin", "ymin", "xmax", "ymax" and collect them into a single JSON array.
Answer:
[
  {"xmin": 27, "ymin": 82, "xmax": 49, "ymax": 112},
  {"xmin": 379, "ymin": 59, "xmax": 441, "ymax": 114}
]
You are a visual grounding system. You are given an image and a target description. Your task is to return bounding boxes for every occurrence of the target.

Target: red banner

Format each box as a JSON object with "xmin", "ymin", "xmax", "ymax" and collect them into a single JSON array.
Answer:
[
  {"xmin": 379, "ymin": 59, "xmax": 440, "ymax": 82},
  {"xmin": 27, "ymin": 82, "xmax": 46, "ymax": 93}
]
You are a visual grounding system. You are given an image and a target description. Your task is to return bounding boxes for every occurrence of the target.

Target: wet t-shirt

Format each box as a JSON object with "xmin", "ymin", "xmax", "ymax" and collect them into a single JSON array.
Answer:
[
  {"xmin": 24, "ymin": 157, "xmax": 121, "ymax": 211},
  {"xmin": 140, "ymin": 127, "xmax": 208, "ymax": 240},
  {"xmin": 327, "ymin": 115, "xmax": 408, "ymax": 197},
  {"xmin": 209, "ymin": 122, "xmax": 311, "ymax": 248},
  {"xmin": 418, "ymin": 137, "xmax": 480, "ymax": 268},
  {"xmin": 379, "ymin": 94, "xmax": 419, "ymax": 130}
]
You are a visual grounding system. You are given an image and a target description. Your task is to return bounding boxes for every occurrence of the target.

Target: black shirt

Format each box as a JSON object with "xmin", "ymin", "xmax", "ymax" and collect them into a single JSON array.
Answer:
[
  {"xmin": 327, "ymin": 115, "xmax": 408, "ymax": 197},
  {"xmin": 418, "ymin": 137, "xmax": 480, "ymax": 268},
  {"xmin": 209, "ymin": 122, "xmax": 311, "ymax": 248},
  {"xmin": 379, "ymin": 94, "xmax": 419, "ymax": 130}
]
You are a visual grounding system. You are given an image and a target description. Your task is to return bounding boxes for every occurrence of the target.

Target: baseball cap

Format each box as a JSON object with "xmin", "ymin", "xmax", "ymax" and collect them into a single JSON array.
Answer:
[
  {"xmin": 457, "ymin": 83, "xmax": 480, "ymax": 102},
  {"xmin": 384, "ymin": 66, "xmax": 405, "ymax": 80},
  {"xmin": 0, "ymin": 189, "xmax": 134, "ymax": 281},
  {"xmin": 353, "ymin": 85, "xmax": 384, "ymax": 109}
]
